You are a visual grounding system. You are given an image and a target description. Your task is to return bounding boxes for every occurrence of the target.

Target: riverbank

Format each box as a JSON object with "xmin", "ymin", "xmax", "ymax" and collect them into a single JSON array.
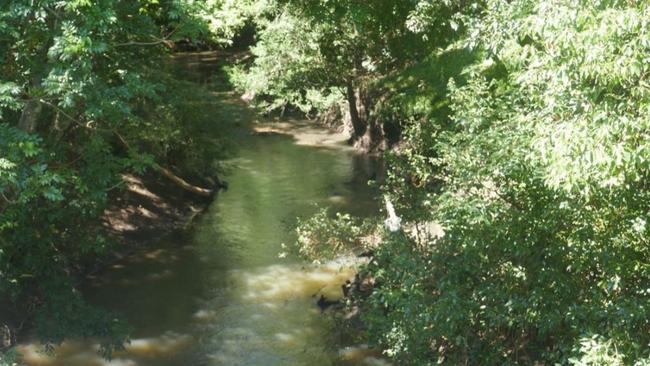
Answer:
[
  {"xmin": 0, "ymin": 137, "xmax": 222, "ymax": 357},
  {"xmin": 0, "ymin": 50, "xmax": 234, "ymax": 355},
  {"xmin": 93, "ymin": 172, "xmax": 215, "ymax": 275}
]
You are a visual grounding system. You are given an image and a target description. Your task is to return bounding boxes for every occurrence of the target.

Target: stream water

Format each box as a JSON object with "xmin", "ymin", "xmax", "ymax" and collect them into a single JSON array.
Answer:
[{"xmin": 17, "ymin": 53, "xmax": 385, "ymax": 366}]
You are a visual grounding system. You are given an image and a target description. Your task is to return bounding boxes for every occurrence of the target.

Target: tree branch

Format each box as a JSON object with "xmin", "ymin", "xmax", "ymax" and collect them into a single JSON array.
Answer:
[{"xmin": 114, "ymin": 28, "xmax": 178, "ymax": 48}]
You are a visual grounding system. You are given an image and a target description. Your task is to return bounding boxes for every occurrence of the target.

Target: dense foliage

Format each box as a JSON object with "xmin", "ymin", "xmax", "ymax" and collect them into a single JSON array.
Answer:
[
  {"xmin": 3, "ymin": 0, "xmax": 650, "ymax": 365},
  {"xmin": 287, "ymin": 0, "xmax": 650, "ymax": 365},
  {"xmin": 0, "ymin": 0, "xmax": 228, "ymax": 353},
  {"xmin": 364, "ymin": 1, "xmax": 650, "ymax": 365},
  {"xmin": 228, "ymin": 0, "xmax": 477, "ymax": 147}
]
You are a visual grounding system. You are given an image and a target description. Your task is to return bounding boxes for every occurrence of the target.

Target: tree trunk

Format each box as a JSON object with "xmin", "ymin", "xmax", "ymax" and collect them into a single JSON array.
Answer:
[
  {"xmin": 346, "ymin": 81, "xmax": 366, "ymax": 138},
  {"xmin": 18, "ymin": 10, "xmax": 59, "ymax": 134},
  {"xmin": 18, "ymin": 99, "xmax": 42, "ymax": 133},
  {"xmin": 112, "ymin": 132, "xmax": 216, "ymax": 198}
]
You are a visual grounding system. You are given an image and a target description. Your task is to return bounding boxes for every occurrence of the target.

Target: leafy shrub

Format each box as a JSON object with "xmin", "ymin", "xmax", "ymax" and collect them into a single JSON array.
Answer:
[
  {"xmin": 295, "ymin": 208, "xmax": 375, "ymax": 261},
  {"xmin": 227, "ymin": 8, "xmax": 344, "ymax": 115},
  {"xmin": 0, "ymin": 124, "xmax": 130, "ymax": 352},
  {"xmin": 0, "ymin": 348, "xmax": 18, "ymax": 366}
]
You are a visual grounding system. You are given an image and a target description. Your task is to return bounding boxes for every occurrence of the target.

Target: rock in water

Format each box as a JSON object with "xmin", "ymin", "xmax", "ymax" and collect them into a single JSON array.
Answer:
[{"xmin": 316, "ymin": 295, "xmax": 339, "ymax": 312}]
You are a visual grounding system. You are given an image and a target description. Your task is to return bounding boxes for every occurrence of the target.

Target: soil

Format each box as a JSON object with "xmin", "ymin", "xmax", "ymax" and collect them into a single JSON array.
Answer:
[{"xmin": 94, "ymin": 172, "xmax": 215, "ymax": 275}]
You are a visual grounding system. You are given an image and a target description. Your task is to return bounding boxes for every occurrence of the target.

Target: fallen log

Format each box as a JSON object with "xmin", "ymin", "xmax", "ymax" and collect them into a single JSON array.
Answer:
[{"xmin": 154, "ymin": 164, "xmax": 214, "ymax": 198}]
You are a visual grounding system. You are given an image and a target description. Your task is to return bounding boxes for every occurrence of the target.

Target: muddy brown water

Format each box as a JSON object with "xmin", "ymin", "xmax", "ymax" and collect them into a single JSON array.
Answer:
[{"xmin": 17, "ymin": 53, "xmax": 388, "ymax": 366}]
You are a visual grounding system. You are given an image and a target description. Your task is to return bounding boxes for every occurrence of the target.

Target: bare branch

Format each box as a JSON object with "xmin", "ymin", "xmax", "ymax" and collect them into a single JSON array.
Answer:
[{"xmin": 115, "ymin": 27, "xmax": 178, "ymax": 48}]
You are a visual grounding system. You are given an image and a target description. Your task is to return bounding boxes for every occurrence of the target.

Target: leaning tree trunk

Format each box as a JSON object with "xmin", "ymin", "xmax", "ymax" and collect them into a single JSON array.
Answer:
[
  {"xmin": 346, "ymin": 80, "xmax": 366, "ymax": 138},
  {"xmin": 113, "ymin": 132, "xmax": 216, "ymax": 198},
  {"xmin": 154, "ymin": 164, "xmax": 214, "ymax": 198}
]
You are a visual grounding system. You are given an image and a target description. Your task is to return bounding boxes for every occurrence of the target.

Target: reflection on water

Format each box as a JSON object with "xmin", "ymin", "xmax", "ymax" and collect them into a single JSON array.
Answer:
[{"xmin": 19, "ymin": 128, "xmax": 386, "ymax": 365}]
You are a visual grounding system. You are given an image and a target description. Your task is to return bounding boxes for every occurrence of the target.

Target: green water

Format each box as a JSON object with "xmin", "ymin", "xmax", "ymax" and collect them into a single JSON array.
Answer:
[{"xmin": 19, "ymin": 81, "xmax": 385, "ymax": 365}]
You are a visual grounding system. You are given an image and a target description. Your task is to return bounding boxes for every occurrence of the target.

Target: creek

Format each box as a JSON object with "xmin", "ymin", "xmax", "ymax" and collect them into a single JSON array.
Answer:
[{"xmin": 18, "ymin": 52, "xmax": 386, "ymax": 366}]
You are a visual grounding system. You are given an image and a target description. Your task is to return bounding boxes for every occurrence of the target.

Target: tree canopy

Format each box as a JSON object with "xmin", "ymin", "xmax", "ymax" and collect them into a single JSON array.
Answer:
[
  {"xmin": 0, "ymin": 0, "xmax": 229, "ymax": 354},
  {"xmin": 2, "ymin": 0, "xmax": 650, "ymax": 365}
]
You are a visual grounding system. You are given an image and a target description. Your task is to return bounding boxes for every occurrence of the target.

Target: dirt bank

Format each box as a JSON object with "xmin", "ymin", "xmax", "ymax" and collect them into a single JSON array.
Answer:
[{"xmin": 94, "ymin": 172, "xmax": 215, "ymax": 275}]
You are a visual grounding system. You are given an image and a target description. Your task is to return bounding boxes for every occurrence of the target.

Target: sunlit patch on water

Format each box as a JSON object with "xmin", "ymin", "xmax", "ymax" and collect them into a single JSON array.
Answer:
[
  {"xmin": 252, "ymin": 121, "xmax": 352, "ymax": 148},
  {"xmin": 125, "ymin": 332, "xmax": 193, "ymax": 357},
  {"xmin": 193, "ymin": 309, "xmax": 218, "ymax": 321},
  {"xmin": 182, "ymin": 257, "xmax": 376, "ymax": 366},
  {"xmin": 339, "ymin": 345, "xmax": 392, "ymax": 365},
  {"xmin": 17, "ymin": 332, "xmax": 193, "ymax": 366},
  {"xmin": 327, "ymin": 194, "xmax": 348, "ymax": 204},
  {"xmin": 234, "ymin": 257, "xmax": 361, "ymax": 302},
  {"xmin": 17, "ymin": 258, "xmax": 382, "ymax": 366}
]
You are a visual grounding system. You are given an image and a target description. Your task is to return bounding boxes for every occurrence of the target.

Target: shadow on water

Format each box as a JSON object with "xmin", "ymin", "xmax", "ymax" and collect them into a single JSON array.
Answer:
[{"xmin": 18, "ymin": 53, "xmax": 388, "ymax": 366}]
